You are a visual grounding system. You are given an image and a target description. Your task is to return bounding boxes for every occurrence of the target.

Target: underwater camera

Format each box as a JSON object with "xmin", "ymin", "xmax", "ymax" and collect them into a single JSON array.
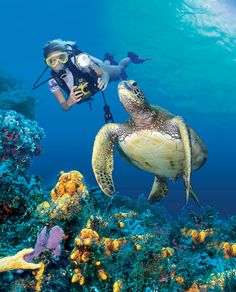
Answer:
[{"xmin": 75, "ymin": 82, "xmax": 91, "ymax": 97}]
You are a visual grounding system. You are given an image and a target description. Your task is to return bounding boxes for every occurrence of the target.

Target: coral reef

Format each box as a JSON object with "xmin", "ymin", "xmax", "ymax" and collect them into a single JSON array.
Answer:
[
  {"xmin": 0, "ymin": 110, "xmax": 45, "ymax": 223},
  {"xmin": 0, "ymin": 226, "xmax": 64, "ymax": 292},
  {"xmin": 0, "ymin": 110, "xmax": 44, "ymax": 171},
  {"xmin": 1, "ymin": 160, "xmax": 236, "ymax": 291}
]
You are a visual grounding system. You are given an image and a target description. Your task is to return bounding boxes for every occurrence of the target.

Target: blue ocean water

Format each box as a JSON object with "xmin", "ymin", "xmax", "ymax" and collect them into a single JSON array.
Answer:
[{"xmin": 1, "ymin": 0, "xmax": 235, "ymax": 217}]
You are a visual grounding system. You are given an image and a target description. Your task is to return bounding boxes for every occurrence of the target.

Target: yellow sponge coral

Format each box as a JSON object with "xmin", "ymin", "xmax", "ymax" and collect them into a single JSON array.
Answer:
[
  {"xmin": 113, "ymin": 279, "xmax": 123, "ymax": 292},
  {"xmin": 98, "ymin": 269, "xmax": 108, "ymax": 281},
  {"xmin": 36, "ymin": 170, "xmax": 88, "ymax": 220},
  {"xmin": 181, "ymin": 228, "xmax": 214, "ymax": 244},
  {"xmin": 51, "ymin": 170, "xmax": 88, "ymax": 201},
  {"xmin": 33, "ymin": 262, "xmax": 45, "ymax": 292},
  {"xmin": 162, "ymin": 247, "xmax": 174, "ymax": 258},
  {"xmin": 219, "ymin": 242, "xmax": 236, "ymax": 259},
  {"xmin": 71, "ymin": 268, "xmax": 85, "ymax": 285},
  {"xmin": 0, "ymin": 248, "xmax": 41, "ymax": 273}
]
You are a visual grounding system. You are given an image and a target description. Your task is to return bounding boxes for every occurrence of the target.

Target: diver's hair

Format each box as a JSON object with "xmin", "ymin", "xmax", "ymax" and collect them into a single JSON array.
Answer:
[{"xmin": 43, "ymin": 39, "xmax": 76, "ymax": 59}]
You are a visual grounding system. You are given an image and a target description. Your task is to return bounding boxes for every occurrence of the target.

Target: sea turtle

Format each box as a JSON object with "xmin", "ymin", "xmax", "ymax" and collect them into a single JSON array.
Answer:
[{"xmin": 92, "ymin": 80, "xmax": 208, "ymax": 205}]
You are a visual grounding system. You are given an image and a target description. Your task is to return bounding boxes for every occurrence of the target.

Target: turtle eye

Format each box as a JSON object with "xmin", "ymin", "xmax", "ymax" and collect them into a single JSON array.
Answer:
[{"xmin": 129, "ymin": 80, "xmax": 137, "ymax": 87}]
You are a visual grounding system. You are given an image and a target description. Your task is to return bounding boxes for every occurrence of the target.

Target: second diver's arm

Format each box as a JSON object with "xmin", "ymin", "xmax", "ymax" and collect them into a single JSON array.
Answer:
[{"xmin": 53, "ymin": 87, "xmax": 83, "ymax": 111}]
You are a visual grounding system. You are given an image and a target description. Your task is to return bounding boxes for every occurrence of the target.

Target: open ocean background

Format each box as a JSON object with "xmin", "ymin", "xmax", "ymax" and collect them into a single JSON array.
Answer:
[{"xmin": 1, "ymin": 0, "xmax": 236, "ymax": 217}]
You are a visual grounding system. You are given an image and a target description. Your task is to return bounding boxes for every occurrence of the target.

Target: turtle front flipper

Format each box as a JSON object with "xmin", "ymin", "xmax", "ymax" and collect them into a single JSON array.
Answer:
[
  {"xmin": 172, "ymin": 116, "xmax": 192, "ymax": 205},
  {"xmin": 92, "ymin": 124, "xmax": 120, "ymax": 196},
  {"xmin": 148, "ymin": 176, "xmax": 168, "ymax": 204}
]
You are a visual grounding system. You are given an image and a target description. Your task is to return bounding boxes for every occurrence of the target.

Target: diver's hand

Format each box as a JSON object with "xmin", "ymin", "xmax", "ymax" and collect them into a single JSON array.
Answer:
[
  {"xmin": 68, "ymin": 86, "xmax": 83, "ymax": 105},
  {"xmin": 97, "ymin": 72, "xmax": 109, "ymax": 91}
]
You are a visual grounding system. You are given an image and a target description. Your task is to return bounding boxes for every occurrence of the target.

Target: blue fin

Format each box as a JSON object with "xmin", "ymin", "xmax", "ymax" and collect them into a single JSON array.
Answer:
[{"xmin": 128, "ymin": 51, "xmax": 152, "ymax": 64}]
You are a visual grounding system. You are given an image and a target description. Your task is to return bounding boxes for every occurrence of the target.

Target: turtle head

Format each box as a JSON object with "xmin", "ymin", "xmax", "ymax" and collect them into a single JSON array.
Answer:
[{"xmin": 118, "ymin": 80, "xmax": 148, "ymax": 113}]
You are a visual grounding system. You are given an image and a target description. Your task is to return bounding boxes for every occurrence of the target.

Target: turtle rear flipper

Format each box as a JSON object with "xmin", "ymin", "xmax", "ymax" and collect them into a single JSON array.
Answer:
[
  {"xmin": 148, "ymin": 176, "xmax": 168, "ymax": 204},
  {"xmin": 172, "ymin": 116, "xmax": 192, "ymax": 205},
  {"xmin": 183, "ymin": 182, "xmax": 200, "ymax": 207},
  {"xmin": 92, "ymin": 124, "xmax": 120, "ymax": 196},
  {"xmin": 189, "ymin": 184, "xmax": 200, "ymax": 207}
]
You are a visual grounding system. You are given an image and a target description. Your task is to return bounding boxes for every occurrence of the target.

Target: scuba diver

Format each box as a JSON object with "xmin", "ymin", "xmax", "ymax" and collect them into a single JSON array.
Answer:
[{"xmin": 33, "ymin": 39, "xmax": 151, "ymax": 121}]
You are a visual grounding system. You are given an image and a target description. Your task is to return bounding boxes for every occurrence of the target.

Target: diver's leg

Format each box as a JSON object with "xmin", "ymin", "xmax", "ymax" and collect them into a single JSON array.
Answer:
[
  {"xmin": 119, "ymin": 53, "xmax": 151, "ymax": 68},
  {"xmin": 91, "ymin": 57, "xmax": 122, "ymax": 81},
  {"xmin": 100, "ymin": 53, "xmax": 150, "ymax": 81},
  {"xmin": 119, "ymin": 57, "xmax": 132, "ymax": 69},
  {"xmin": 103, "ymin": 60, "xmax": 111, "ymax": 65},
  {"xmin": 117, "ymin": 58, "xmax": 131, "ymax": 80},
  {"xmin": 91, "ymin": 54, "xmax": 150, "ymax": 82},
  {"xmin": 98, "ymin": 64, "xmax": 124, "ymax": 82}
]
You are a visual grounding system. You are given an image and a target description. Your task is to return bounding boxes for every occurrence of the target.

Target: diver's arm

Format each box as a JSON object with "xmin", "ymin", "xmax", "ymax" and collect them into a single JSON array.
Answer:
[
  {"xmin": 53, "ymin": 87, "xmax": 83, "ymax": 111},
  {"xmin": 90, "ymin": 58, "xmax": 109, "ymax": 90}
]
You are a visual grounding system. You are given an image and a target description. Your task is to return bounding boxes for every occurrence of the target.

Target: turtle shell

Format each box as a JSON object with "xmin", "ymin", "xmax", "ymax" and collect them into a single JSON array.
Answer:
[{"xmin": 117, "ymin": 128, "xmax": 207, "ymax": 179}]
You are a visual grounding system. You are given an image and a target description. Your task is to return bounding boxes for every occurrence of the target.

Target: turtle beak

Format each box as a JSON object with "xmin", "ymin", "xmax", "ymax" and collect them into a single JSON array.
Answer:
[
  {"xmin": 118, "ymin": 80, "xmax": 128, "ymax": 90},
  {"xmin": 118, "ymin": 80, "xmax": 137, "ymax": 94},
  {"xmin": 118, "ymin": 81, "xmax": 129, "ymax": 102}
]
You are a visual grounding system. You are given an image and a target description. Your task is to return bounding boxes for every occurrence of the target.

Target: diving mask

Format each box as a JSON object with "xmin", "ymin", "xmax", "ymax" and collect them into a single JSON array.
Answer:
[
  {"xmin": 46, "ymin": 52, "xmax": 68, "ymax": 68},
  {"xmin": 75, "ymin": 53, "xmax": 93, "ymax": 68}
]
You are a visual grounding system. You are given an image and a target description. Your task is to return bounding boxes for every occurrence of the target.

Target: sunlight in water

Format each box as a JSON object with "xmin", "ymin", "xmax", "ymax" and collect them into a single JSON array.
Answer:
[{"xmin": 179, "ymin": 0, "xmax": 236, "ymax": 52}]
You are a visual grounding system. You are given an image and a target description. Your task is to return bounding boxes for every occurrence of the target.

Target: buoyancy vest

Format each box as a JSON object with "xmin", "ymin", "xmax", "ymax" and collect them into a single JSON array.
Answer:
[{"xmin": 51, "ymin": 51, "xmax": 100, "ymax": 98}]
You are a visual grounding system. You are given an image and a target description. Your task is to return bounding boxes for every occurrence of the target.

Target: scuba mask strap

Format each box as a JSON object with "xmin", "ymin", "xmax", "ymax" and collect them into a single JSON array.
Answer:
[
  {"xmin": 65, "ymin": 43, "xmax": 77, "ymax": 54},
  {"xmin": 32, "ymin": 65, "xmax": 52, "ymax": 90}
]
